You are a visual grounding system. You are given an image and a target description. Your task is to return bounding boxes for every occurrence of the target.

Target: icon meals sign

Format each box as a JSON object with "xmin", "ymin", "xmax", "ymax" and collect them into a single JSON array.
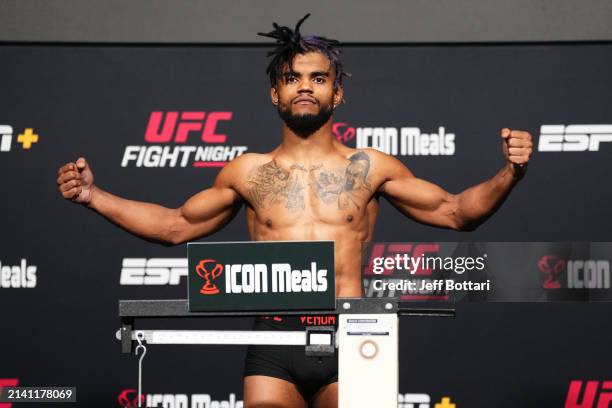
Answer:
[{"xmin": 188, "ymin": 241, "xmax": 335, "ymax": 312}]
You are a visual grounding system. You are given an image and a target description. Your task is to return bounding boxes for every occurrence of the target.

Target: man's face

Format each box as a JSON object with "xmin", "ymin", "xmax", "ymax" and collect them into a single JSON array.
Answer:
[{"xmin": 271, "ymin": 51, "xmax": 343, "ymax": 136}]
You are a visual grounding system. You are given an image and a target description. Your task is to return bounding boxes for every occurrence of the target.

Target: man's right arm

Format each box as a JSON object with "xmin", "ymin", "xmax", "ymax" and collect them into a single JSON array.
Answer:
[{"xmin": 57, "ymin": 157, "xmax": 243, "ymax": 245}]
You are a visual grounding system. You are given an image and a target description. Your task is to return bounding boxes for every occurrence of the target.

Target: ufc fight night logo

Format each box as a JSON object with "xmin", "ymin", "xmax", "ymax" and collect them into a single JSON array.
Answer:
[
  {"xmin": 565, "ymin": 380, "xmax": 612, "ymax": 408},
  {"xmin": 121, "ymin": 111, "xmax": 248, "ymax": 168},
  {"xmin": 538, "ymin": 125, "xmax": 612, "ymax": 152},
  {"xmin": 333, "ymin": 122, "xmax": 455, "ymax": 156}
]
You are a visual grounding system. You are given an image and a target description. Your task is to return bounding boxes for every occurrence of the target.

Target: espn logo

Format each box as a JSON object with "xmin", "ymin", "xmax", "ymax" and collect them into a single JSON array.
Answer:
[
  {"xmin": 565, "ymin": 380, "xmax": 612, "ymax": 408},
  {"xmin": 0, "ymin": 125, "xmax": 12, "ymax": 152},
  {"xmin": 120, "ymin": 258, "xmax": 187, "ymax": 285},
  {"xmin": 539, "ymin": 125, "xmax": 612, "ymax": 152}
]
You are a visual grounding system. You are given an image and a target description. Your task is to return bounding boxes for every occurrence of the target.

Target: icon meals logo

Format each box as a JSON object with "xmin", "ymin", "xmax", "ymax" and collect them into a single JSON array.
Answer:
[
  {"xmin": 333, "ymin": 122, "xmax": 455, "ymax": 156},
  {"xmin": 121, "ymin": 111, "xmax": 248, "ymax": 168},
  {"xmin": 117, "ymin": 389, "xmax": 242, "ymax": 408},
  {"xmin": 538, "ymin": 256, "xmax": 610, "ymax": 289},
  {"xmin": 0, "ymin": 259, "xmax": 37, "ymax": 289},
  {"xmin": 196, "ymin": 261, "xmax": 328, "ymax": 295}
]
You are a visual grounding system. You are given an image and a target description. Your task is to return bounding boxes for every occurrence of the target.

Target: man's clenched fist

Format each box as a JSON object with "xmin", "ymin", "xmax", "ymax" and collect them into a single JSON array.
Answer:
[
  {"xmin": 57, "ymin": 157, "xmax": 95, "ymax": 204},
  {"xmin": 501, "ymin": 128, "xmax": 533, "ymax": 177}
]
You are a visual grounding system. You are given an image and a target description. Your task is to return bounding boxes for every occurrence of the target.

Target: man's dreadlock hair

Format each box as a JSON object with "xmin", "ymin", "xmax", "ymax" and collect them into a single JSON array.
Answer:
[{"xmin": 258, "ymin": 14, "xmax": 349, "ymax": 90}]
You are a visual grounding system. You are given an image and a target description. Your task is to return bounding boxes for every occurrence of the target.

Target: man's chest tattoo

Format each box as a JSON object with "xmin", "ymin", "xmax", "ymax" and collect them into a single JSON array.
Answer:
[{"xmin": 246, "ymin": 152, "xmax": 372, "ymax": 211}]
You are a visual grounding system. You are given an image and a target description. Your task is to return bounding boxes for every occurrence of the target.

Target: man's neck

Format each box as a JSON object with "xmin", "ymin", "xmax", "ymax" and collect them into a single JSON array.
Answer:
[{"xmin": 279, "ymin": 120, "xmax": 335, "ymax": 161}]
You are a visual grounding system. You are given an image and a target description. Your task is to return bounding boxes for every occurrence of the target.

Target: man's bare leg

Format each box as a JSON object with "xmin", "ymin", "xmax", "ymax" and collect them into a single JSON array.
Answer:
[
  {"xmin": 244, "ymin": 375, "xmax": 307, "ymax": 408},
  {"xmin": 311, "ymin": 382, "xmax": 338, "ymax": 408}
]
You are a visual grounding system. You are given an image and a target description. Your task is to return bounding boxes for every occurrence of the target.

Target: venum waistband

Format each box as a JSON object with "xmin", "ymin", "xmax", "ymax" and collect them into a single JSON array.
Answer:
[{"xmin": 257, "ymin": 314, "xmax": 337, "ymax": 328}]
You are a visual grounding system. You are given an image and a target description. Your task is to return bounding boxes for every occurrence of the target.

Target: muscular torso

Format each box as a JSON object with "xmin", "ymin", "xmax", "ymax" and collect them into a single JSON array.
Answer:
[{"xmin": 230, "ymin": 144, "xmax": 384, "ymax": 297}]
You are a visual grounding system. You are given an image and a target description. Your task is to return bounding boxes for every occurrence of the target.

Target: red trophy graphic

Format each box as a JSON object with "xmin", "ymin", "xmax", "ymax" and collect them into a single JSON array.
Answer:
[
  {"xmin": 117, "ymin": 389, "xmax": 144, "ymax": 407},
  {"xmin": 538, "ymin": 255, "xmax": 566, "ymax": 289},
  {"xmin": 195, "ymin": 259, "xmax": 224, "ymax": 295}
]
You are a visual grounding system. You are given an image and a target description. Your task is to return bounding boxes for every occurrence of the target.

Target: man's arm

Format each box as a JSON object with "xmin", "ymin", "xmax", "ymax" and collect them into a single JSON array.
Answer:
[
  {"xmin": 377, "ymin": 128, "xmax": 533, "ymax": 231},
  {"xmin": 57, "ymin": 157, "xmax": 243, "ymax": 245}
]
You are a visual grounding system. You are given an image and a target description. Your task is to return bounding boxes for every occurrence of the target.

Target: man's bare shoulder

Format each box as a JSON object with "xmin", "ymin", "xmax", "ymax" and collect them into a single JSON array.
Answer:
[
  {"xmin": 223, "ymin": 152, "xmax": 274, "ymax": 174},
  {"xmin": 213, "ymin": 152, "xmax": 273, "ymax": 189},
  {"xmin": 334, "ymin": 144, "xmax": 411, "ymax": 177},
  {"xmin": 334, "ymin": 143, "xmax": 387, "ymax": 161},
  {"xmin": 332, "ymin": 145, "xmax": 413, "ymax": 187}
]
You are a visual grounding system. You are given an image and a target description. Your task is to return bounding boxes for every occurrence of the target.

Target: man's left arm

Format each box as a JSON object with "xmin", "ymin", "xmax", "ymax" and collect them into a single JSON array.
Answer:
[{"xmin": 377, "ymin": 128, "xmax": 533, "ymax": 231}]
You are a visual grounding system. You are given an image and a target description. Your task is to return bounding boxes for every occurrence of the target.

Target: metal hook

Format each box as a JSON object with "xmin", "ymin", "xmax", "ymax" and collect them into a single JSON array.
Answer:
[
  {"xmin": 134, "ymin": 331, "xmax": 147, "ymax": 408},
  {"xmin": 135, "ymin": 330, "xmax": 145, "ymax": 346}
]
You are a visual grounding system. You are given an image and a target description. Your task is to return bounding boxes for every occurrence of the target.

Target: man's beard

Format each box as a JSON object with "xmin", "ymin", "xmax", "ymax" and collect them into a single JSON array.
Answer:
[{"xmin": 278, "ymin": 102, "xmax": 334, "ymax": 138}]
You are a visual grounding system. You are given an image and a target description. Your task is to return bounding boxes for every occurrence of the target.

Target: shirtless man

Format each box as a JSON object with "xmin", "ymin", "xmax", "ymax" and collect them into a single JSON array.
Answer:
[{"xmin": 56, "ymin": 16, "xmax": 532, "ymax": 408}]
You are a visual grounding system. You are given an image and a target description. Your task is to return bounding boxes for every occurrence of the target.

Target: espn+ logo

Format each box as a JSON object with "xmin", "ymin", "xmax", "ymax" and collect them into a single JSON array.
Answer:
[
  {"xmin": 398, "ymin": 393, "xmax": 457, "ymax": 408},
  {"xmin": 0, "ymin": 125, "xmax": 40, "ymax": 152},
  {"xmin": 538, "ymin": 125, "xmax": 612, "ymax": 152},
  {"xmin": 122, "ymin": 111, "xmax": 248, "ymax": 168}
]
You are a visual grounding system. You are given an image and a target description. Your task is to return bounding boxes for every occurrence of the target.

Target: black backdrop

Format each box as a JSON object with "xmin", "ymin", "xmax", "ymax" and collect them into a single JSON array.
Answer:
[{"xmin": 1, "ymin": 44, "xmax": 611, "ymax": 407}]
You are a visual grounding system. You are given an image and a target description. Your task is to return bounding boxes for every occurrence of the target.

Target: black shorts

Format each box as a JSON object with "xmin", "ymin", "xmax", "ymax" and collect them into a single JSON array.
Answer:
[{"xmin": 244, "ymin": 315, "xmax": 338, "ymax": 403}]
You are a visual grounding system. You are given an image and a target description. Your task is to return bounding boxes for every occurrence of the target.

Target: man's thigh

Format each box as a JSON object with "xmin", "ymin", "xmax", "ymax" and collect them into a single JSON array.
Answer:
[
  {"xmin": 311, "ymin": 381, "xmax": 338, "ymax": 408},
  {"xmin": 244, "ymin": 375, "xmax": 307, "ymax": 408}
]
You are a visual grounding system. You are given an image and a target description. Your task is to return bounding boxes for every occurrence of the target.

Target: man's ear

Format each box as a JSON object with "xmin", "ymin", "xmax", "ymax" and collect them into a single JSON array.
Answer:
[
  {"xmin": 333, "ymin": 85, "xmax": 344, "ymax": 108},
  {"xmin": 270, "ymin": 86, "xmax": 279, "ymax": 106}
]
